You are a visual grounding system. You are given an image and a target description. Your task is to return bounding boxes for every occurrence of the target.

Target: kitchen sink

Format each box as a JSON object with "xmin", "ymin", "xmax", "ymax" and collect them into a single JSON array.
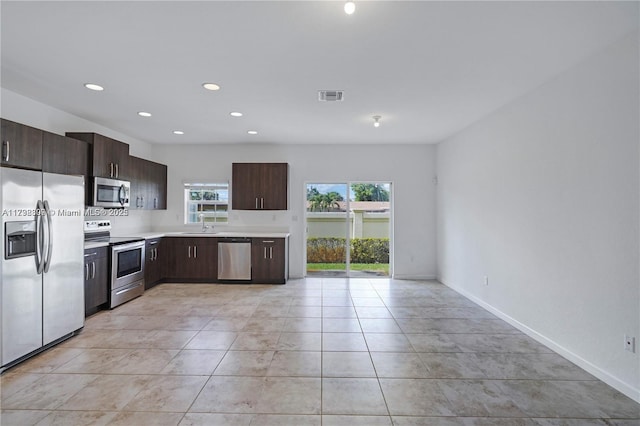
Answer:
[
  {"xmin": 175, "ymin": 231, "xmax": 236, "ymax": 237},
  {"xmin": 178, "ymin": 231, "xmax": 218, "ymax": 235}
]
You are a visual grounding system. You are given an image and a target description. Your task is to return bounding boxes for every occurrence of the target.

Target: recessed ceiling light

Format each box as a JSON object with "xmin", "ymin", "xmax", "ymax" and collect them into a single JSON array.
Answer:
[
  {"xmin": 373, "ymin": 115, "xmax": 381, "ymax": 128},
  {"xmin": 202, "ymin": 83, "xmax": 221, "ymax": 91},
  {"xmin": 247, "ymin": 130, "xmax": 258, "ymax": 135},
  {"xmin": 344, "ymin": 1, "xmax": 355, "ymax": 15},
  {"xmin": 137, "ymin": 111, "xmax": 152, "ymax": 117},
  {"xmin": 84, "ymin": 83, "xmax": 104, "ymax": 91},
  {"xmin": 230, "ymin": 112, "xmax": 243, "ymax": 117},
  {"xmin": 173, "ymin": 130, "xmax": 184, "ymax": 135}
]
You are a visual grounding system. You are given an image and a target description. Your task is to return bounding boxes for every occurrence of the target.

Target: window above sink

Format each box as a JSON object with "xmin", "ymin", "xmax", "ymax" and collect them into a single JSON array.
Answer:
[{"xmin": 184, "ymin": 181, "xmax": 229, "ymax": 225}]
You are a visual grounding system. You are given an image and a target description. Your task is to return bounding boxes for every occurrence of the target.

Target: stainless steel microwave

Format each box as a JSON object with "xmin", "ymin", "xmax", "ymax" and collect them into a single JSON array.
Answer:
[{"xmin": 93, "ymin": 177, "xmax": 130, "ymax": 208}]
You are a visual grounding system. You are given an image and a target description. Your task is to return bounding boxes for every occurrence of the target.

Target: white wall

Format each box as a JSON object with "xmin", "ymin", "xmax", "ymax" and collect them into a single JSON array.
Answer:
[
  {"xmin": 1, "ymin": 88, "xmax": 157, "ymax": 234},
  {"xmin": 436, "ymin": 33, "xmax": 640, "ymax": 401},
  {"xmin": 151, "ymin": 143, "xmax": 437, "ymax": 279},
  {"xmin": 1, "ymin": 89, "xmax": 155, "ymax": 160},
  {"xmin": 0, "ymin": 89, "xmax": 438, "ymax": 278}
]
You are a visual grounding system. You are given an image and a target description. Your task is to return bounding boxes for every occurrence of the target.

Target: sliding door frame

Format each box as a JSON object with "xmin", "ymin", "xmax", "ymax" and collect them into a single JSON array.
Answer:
[{"xmin": 304, "ymin": 181, "xmax": 393, "ymax": 278}]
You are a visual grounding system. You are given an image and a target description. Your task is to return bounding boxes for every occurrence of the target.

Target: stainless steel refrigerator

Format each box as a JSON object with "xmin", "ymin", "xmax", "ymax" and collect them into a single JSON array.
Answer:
[{"xmin": 1, "ymin": 167, "xmax": 85, "ymax": 369}]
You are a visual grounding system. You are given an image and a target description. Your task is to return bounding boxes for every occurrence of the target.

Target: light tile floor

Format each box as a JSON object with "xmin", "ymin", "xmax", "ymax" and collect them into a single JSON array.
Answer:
[{"xmin": 1, "ymin": 278, "xmax": 639, "ymax": 425}]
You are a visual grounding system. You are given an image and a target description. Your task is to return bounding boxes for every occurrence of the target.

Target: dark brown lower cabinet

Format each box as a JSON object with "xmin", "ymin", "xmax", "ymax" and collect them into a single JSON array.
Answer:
[
  {"xmin": 251, "ymin": 238, "xmax": 287, "ymax": 284},
  {"xmin": 145, "ymin": 238, "xmax": 164, "ymax": 289},
  {"xmin": 164, "ymin": 237, "xmax": 217, "ymax": 281},
  {"xmin": 84, "ymin": 247, "xmax": 109, "ymax": 316},
  {"xmin": 159, "ymin": 237, "xmax": 287, "ymax": 284}
]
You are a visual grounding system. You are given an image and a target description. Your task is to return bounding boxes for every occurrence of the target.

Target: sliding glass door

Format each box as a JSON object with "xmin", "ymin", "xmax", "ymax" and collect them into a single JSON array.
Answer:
[
  {"xmin": 306, "ymin": 182, "xmax": 391, "ymax": 277},
  {"xmin": 306, "ymin": 183, "xmax": 349, "ymax": 277}
]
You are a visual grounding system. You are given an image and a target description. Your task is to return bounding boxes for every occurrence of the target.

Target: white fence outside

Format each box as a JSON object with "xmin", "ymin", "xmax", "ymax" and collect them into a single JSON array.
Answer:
[{"xmin": 307, "ymin": 211, "xmax": 390, "ymax": 239}]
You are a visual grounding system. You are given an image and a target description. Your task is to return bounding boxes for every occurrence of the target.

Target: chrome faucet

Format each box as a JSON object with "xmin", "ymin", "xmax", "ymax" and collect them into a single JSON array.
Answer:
[{"xmin": 199, "ymin": 214, "xmax": 210, "ymax": 233}]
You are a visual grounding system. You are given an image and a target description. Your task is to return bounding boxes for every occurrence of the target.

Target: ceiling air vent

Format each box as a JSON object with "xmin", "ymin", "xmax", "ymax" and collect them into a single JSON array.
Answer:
[{"xmin": 318, "ymin": 90, "xmax": 344, "ymax": 102}]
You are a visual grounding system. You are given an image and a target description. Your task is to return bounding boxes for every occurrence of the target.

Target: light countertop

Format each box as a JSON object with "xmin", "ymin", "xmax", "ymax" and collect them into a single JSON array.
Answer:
[
  {"xmin": 84, "ymin": 241, "xmax": 109, "ymax": 250},
  {"xmin": 86, "ymin": 230, "xmax": 290, "ymax": 249},
  {"xmin": 112, "ymin": 231, "xmax": 290, "ymax": 240}
]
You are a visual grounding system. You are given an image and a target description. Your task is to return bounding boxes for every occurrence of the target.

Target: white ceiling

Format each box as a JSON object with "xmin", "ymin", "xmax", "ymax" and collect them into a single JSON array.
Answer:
[{"xmin": 1, "ymin": 1, "xmax": 637, "ymax": 145}]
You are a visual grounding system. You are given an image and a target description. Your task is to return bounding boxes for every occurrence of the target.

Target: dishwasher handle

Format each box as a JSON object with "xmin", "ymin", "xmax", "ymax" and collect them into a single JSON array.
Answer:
[{"xmin": 218, "ymin": 237, "xmax": 251, "ymax": 243}]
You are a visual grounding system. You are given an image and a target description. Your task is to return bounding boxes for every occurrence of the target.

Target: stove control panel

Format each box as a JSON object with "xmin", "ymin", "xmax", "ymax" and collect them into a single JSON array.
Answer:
[{"xmin": 84, "ymin": 220, "xmax": 112, "ymax": 233}]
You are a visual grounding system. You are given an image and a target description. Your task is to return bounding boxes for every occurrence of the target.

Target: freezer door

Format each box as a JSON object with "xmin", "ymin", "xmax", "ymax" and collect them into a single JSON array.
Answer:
[
  {"xmin": 42, "ymin": 173, "xmax": 85, "ymax": 345},
  {"xmin": 1, "ymin": 168, "xmax": 43, "ymax": 366}
]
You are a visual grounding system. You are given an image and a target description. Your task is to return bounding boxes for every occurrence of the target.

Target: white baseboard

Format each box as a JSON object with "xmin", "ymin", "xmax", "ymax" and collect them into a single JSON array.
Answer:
[
  {"xmin": 294, "ymin": 274, "xmax": 438, "ymax": 281},
  {"xmin": 392, "ymin": 274, "xmax": 437, "ymax": 280},
  {"xmin": 442, "ymin": 279, "xmax": 640, "ymax": 404}
]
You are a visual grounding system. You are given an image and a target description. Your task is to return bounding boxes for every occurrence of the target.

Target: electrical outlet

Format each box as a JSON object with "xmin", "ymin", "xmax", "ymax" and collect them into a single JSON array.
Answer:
[
  {"xmin": 483, "ymin": 276, "xmax": 489, "ymax": 286},
  {"xmin": 624, "ymin": 335, "xmax": 635, "ymax": 353}
]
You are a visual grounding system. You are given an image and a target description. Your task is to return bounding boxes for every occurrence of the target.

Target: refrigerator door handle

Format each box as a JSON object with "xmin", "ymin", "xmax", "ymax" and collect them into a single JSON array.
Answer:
[
  {"xmin": 35, "ymin": 200, "xmax": 45, "ymax": 274},
  {"xmin": 43, "ymin": 200, "xmax": 53, "ymax": 273}
]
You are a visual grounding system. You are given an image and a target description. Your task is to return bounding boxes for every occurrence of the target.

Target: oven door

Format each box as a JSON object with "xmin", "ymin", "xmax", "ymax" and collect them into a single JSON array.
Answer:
[
  {"xmin": 111, "ymin": 241, "xmax": 145, "ymax": 289},
  {"xmin": 93, "ymin": 177, "xmax": 130, "ymax": 208}
]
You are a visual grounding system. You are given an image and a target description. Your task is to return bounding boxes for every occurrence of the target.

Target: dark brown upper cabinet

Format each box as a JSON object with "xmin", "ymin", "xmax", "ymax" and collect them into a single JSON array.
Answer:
[
  {"xmin": 130, "ymin": 155, "xmax": 167, "ymax": 210},
  {"xmin": 232, "ymin": 162, "xmax": 288, "ymax": 210},
  {"xmin": 42, "ymin": 131, "xmax": 89, "ymax": 176},
  {"xmin": 1, "ymin": 118, "xmax": 43, "ymax": 170},
  {"xmin": 66, "ymin": 132, "xmax": 129, "ymax": 180}
]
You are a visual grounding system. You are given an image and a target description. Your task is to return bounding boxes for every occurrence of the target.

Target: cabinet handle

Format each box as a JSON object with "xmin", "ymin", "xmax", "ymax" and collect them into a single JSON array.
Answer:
[
  {"xmin": 269, "ymin": 247, "xmax": 273, "ymax": 259},
  {"xmin": 264, "ymin": 247, "xmax": 267, "ymax": 259},
  {"xmin": 255, "ymin": 198, "xmax": 259, "ymax": 209},
  {"xmin": 109, "ymin": 163, "xmax": 114, "ymax": 177},
  {"xmin": 262, "ymin": 240, "xmax": 274, "ymax": 243},
  {"xmin": 194, "ymin": 245, "xmax": 197, "ymax": 258},
  {"xmin": 154, "ymin": 248, "xmax": 158, "ymax": 261},
  {"xmin": 188, "ymin": 246, "xmax": 191, "ymax": 258},
  {"xmin": 2, "ymin": 140, "xmax": 9, "ymax": 162},
  {"xmin": 154, "ymin": 198, "xmax": 158, "ymax": 209},
  {"xmin": 91, "ymin": 261, "xmax": 96, "ymax": 279},
  {"xmin": 261, "ymin": 198, "xmax": 264, "ymax": 209},
  {"xmin": 85, "ymin": 263, "xmax": 89, "ymax": 280},
  {"xmin": 115, "ymin": 163, "xmax": 119, "ymax": 178},
  {"xmin": 140, "ymin": 196, "xmax": 144, "ymax": 208}
]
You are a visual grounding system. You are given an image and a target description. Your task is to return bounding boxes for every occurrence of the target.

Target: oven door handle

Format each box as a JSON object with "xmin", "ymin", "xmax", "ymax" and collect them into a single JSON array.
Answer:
[{"xmin": 112, "ymin": 241, "xmax": 145, "ymax": 252}]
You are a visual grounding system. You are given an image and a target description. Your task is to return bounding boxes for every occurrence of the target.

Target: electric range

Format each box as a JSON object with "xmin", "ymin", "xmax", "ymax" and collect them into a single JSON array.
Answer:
[{"xmin": 84, "ymin": 220, "xmax": 146, "ymax": 308}]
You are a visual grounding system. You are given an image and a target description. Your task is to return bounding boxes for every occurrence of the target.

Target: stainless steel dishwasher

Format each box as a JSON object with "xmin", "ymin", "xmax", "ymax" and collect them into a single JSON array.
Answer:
[{"xmin": 217, "ymin": 238, "xmax": 252, "ymax": 281}]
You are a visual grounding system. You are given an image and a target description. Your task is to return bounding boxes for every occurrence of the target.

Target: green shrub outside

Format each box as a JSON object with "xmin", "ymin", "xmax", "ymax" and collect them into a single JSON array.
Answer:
[{"xmin": 307, "ymin": 237, "xmax": 389, "ymax": 264}]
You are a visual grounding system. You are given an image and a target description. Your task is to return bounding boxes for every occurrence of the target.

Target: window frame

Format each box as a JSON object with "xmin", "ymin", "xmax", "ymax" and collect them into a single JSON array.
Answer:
[{"xmin": 183, "ymin": 182, "xmax": 230, "ymax": 225}]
